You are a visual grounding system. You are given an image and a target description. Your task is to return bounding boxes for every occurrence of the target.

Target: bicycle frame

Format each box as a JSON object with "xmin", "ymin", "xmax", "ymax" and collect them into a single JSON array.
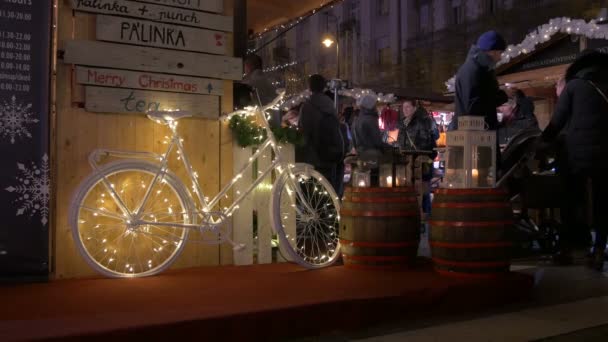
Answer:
[{"xmin": 87, "ymin": 92, "xmax": 313, "ymax": 233}]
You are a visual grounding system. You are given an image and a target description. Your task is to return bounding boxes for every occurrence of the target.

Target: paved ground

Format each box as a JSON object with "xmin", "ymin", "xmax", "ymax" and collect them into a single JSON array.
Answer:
[{"xmin": 294, "ymin": 257, "xmax": 608, "ymax": 341}]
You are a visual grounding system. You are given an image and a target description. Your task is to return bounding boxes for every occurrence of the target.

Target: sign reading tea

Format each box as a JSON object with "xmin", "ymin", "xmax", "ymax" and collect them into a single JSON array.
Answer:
[{"xmin": 85, "ymin": 86, "xmax": 219, "ymax": 118}]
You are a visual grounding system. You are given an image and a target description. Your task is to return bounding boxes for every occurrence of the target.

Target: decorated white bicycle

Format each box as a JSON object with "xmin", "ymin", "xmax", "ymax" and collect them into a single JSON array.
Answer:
[{"xmin": 68, "ymin": 92, "xmax": 341, "ymax": 278}]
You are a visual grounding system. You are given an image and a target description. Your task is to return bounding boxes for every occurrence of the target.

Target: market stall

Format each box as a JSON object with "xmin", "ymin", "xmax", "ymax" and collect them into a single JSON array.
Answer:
[{"xmin": 446, "ymin": 17, "xmax": 608, "ymax": 131}]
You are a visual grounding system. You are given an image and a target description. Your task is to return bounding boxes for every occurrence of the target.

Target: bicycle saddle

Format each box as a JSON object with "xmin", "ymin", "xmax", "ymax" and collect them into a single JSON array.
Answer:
[{"xmin": 147, "ymin": 110, "xmax": 192, "ymax": 124}]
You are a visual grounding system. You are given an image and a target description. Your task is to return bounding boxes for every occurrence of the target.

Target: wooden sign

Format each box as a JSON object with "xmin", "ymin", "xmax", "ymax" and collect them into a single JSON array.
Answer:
[
  {"xmin": 96, "ymin": 15, "xmax": 226, "ymax": 55},
  {"xmin": 85, "ymin": 86, "xmax": 220, "ymax": 118},
  {"xmin": 135, "ymin": 0, "xmax": 223, "ymax": 13},
  {"xmin": 69, "ymin": 0, "xmax": 232, "ymax": 32},
  {"xmin": 64, "ymin": 40, "xmax": 242, "ymax": 80},
  {"xmin": 76, "ymin": 67, "xmax": 224, "ymax": 95}
]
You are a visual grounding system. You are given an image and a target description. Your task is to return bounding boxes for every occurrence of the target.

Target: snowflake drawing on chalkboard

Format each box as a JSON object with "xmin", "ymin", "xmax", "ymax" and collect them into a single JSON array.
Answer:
[
  {"xmin": 0, "ymin": 95, "xmax": 39, "ymax": 144},
  {"xmin": 5, "ymin": 154, "xmax": 50, "ymax": 226}
]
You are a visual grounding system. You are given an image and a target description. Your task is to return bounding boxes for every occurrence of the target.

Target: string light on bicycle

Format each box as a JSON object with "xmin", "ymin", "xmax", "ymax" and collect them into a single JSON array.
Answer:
[{"xmin": 69, "ymin": 91, "xmax": 342, "ymax": 278}]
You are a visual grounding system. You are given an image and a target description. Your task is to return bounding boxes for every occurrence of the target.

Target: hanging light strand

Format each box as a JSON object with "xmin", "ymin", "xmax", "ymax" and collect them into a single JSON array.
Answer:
[
  {"xmin": 446, "ymin": 17, "xmax": 608, "ymax": 92},
  {"xmin": 248, "ymin": 0, "xmax": 346, "ymax": 54}
]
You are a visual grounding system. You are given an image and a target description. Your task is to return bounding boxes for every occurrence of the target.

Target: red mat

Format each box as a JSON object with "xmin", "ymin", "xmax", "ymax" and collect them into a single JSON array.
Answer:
[{"xmin": 0, "ymin": 261, "xmax": 533, "ymax": 341}]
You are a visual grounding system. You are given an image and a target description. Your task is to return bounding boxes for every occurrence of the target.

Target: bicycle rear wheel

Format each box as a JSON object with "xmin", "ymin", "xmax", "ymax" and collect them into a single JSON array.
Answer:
[
  {"xmin": 69, "ymin": 160, "xmax": 193, "ymax": 278},
  {"xmin": 270, "ymin": 164, "xmax": 341, "ymax": 268}
]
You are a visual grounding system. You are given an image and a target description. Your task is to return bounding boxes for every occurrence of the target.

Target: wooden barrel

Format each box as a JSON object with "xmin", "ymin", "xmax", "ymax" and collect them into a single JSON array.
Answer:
[
  {"xmin": 340, "ymin": 187, "xmax": 420, "ymax": 269},
  {"xmin": 429, "ymin": 188, "xmax": 514, "ymax": 278}
]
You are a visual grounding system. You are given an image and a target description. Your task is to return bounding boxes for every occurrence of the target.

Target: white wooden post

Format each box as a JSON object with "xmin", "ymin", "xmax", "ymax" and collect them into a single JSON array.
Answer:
[
  {"xmin": 276, "ymin": 144, "xmax": 295, "ymax": 263},
  {"xmin": 231, "ymin": 143, "xmax": 296, "ymax": 265},
  {"xmin": 254, "ymin": 147, "xmax": 273, "ymax": 264},
  {"xmin": 232, "ymin": 146, "xmax": 254, "ymax": 265}
]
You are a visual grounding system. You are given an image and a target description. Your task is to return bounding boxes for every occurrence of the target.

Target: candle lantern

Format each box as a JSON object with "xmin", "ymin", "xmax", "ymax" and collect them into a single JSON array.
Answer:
[
  {"xmin": 379, "ymin": 148, "xmax": 412, "ymax": 188},
  {"xmin": 379, "ymin": 163, "xmax": 393, "ymax": 188},
  {"xmin": 443, "ymin": 116, "xmax": 496, "ymax": 188},
  {"xmin": 352, "ymin": 166, "xmax": 371, "ymax": 188}
]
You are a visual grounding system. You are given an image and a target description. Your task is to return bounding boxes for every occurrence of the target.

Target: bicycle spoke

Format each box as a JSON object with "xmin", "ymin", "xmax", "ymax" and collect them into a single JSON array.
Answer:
[
  {"xmin": 80, "ymin": 206, "xmax": 125, "ymax": 220},
  {"xmin": 73, "ymin": 165, "xmax": 190, "ymax": 277},
  {"xmin": 275, "ymin": 168, "xmax": 341, "ymax": 267}
]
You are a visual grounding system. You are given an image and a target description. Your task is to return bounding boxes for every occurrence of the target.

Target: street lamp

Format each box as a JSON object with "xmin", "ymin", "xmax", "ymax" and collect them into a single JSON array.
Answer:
[
  {"xmin": 322, "ymin": 13, "xmax": 340, "ymax": 79},
  {"xmin": 322, "ymin": 35, "xmax": 335, "ymax": 48}
]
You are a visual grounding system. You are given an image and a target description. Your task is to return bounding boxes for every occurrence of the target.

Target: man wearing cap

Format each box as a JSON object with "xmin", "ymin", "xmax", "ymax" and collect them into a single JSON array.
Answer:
[{"xmin": 452, "ymin": 30, "xmax": 509, "ymax": 131}]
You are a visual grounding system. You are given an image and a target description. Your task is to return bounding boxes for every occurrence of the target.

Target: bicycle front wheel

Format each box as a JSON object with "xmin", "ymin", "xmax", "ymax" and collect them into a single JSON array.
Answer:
[
  {"xmin": 69, "ymin": 160, "xmax": 193, "ymax": 278},
  {"xmin": 270, "ymin": 164, "xmax": 341, "ymax": 268}
]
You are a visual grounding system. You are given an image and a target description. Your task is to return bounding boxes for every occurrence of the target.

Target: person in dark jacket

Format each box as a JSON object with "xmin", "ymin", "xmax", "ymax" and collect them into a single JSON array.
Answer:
[
  {"xmin": 540, "ymin": 50, "xmax": 608, "ymax": 270},
  {"xmin": 296, "ymin": 74, "xmax": 344, "ymax": 191},
  {"xmin": 398, "ymin": 99, "xmax": 439, "ymax": 217},
  {"xmin": 397, "ymin": 100, "xmax": 439, "ymax": 155},
  {"xmin": 352, "ymin": 94, "xmax": 386, "ymax": 187},
  {"xmin": 453, "ymin": 30, "xmax": 509, "ymax": 177},
  {"xmin": 352, "ymin": 94, "xmax": 385, "ymax": 162},
  {"xmin": 498, "ymin": 89, "xmax": 540, "ymax": 145},
  {"xmin": 453, "ymin": 31, "xmax": 509, "ymax": 131}
]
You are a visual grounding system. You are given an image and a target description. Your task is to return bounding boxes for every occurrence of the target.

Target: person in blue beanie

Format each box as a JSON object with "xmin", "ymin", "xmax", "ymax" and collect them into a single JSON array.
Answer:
[
  {"xmin": 452, "ymin": 31, "xmax": 510, "ymax": 181},
  {"xmin": 452, "ymin": 31, "xmax": 509, "ymax": 131}
]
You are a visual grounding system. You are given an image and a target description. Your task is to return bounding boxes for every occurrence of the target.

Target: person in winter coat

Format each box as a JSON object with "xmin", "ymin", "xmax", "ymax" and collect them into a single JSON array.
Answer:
[
  {"xmin": 398, "ymin": 100, "xmax": 438, "ymax": 217},
  {"xmin": 498, "ymin": 89, "xmax": 540, "ymax": 145},
  {"xmin": 453, "ymin": 30, "xmax": 509, "ymax": 177},
  {"xmin": 539, "ymin": 50, "xmax": 608, "ymax": 271},
  {"xmin": 296, "ymin": 74, "xmax": 344, "ymax": 192},
  {"xmin": 352, "ymin": 94, "xmax": 386, "ymax": 187},
  {"xmin": 352, "ymin": 94, "xmax": 385, "ymax": 163},
  {"xmin": 453, "ymin": 31, "xmax": 509, "ymax": 131},
  {"xmin": 397, "ymin": 100, "xmax": 439, "ymax": 155}
]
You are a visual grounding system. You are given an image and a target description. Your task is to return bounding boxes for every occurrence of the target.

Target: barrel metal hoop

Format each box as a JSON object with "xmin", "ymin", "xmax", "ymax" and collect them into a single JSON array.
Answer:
[
  {"xmin": 339, "ymin": 239, "xmax": 417, "ymax": 248},
  {"xmin": 346, "ymin": 196, "xmax": 418, "ymax": 203},
  {"xmin": 341, "ymin": 210, "xmax": 419, "ymax": 217},
  {"xmin": 434, "ymin": 268, "xmax": 509, "ymax": 278},
  {"xmin": 429, "ymin": 241, "xmax": 512, "ymax": 249},
  {"xmin": 428, "ymin": 220, "xmax": 513, "ymax": 227},
  {"xmin": 433, "ymin": 202, "xmax": 511, "ymax": 209},
  {"xmin": 345, "ymin": 264, "xmax": 408, "ymax": 270},
  {"xmin": 432, "ymin": 257, "xmax": 510, "ymax": 268},
  {"xmin": 345, "ymin": 187, "xmax": 416, "ymax": 193},
  {"xmin": 434, "ymin": 188, "xmax": 508, "ymax": 195},
  {"xmin": 342, "ymin": 255, "xmax": 411, "ymax": 262}
]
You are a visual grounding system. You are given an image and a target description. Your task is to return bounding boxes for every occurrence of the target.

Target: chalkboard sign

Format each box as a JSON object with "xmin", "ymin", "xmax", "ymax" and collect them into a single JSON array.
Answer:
[{"xmin": 0, "ymin": 0, "xmax": 51, "ymax": 278}]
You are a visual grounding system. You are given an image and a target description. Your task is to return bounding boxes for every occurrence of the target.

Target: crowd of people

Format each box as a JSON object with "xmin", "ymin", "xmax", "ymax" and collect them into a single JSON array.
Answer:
[
  {"xmin": 449, "ymin": 30, "xmax": 606, "ymax": 271},
  {"xmin": 239, "ymin": 29, "xmax": 608, "ymax": 271}
]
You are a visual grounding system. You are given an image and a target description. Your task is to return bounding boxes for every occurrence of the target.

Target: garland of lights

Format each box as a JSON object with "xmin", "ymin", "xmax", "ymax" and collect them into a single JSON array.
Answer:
[
  {"xmin": 264, "ymin": 61, "xmax": 298, "ymax": 73},
  {"xmin": 445, "ymin": 17, "xmax": 608, "ymax": 92},
  {"xmin": 226, "ymin": 87, "xmax": 395, "ymax": 147},
  {"xmin": 228, "ymin": 112, "xmax": 304, "ymax": 148},
  {"xmin": 281, "ymin": 88, "xmax": 397, "ymax": 111},
  {"xmin": 249, "ymin": 0, "xmax": 346, "ymax": 53}
]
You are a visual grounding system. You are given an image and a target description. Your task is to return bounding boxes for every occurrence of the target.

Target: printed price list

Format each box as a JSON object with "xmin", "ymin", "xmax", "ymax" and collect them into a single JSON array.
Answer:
[{"xmin": 0, "ymin": 0, "xmax": 34, "ymax": 94}]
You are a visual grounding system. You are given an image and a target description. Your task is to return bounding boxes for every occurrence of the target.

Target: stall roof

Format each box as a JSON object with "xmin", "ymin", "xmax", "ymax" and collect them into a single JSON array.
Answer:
[
  {"xmin": 370, "ymin": 86, "xmax": 453, "ymax": 104},
  {"xmin": 248, "ymin": 0, "xmax": 336, "ymax": 34}
]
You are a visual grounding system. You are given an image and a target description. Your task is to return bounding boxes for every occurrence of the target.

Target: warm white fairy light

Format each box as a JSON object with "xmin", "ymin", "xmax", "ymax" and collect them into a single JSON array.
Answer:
[
  {"xmin": 263, "ymin": 61, "xmax": 298, "ymax": 73},
  {"xmin": 249, "ymin": 0, "xmax": 345, "ymax": 47},
  {"xmin": 446, "ymin": 17, "xmax": 608, "ymax": 91}
]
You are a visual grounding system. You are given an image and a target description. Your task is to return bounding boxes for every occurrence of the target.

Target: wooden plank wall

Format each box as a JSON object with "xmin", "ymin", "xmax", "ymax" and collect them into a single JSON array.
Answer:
[{"xmin": 53, "ymin": 0, "xmax": 235, "ymax": 279}]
